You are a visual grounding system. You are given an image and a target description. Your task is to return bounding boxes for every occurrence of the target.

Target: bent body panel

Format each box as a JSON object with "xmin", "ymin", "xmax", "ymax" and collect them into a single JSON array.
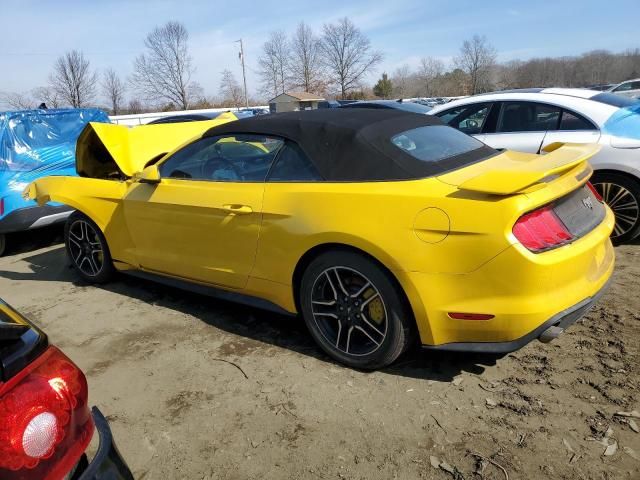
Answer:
[{"xmin": 76, "ymin": 112, "xmax": 238, "ymax": 178}]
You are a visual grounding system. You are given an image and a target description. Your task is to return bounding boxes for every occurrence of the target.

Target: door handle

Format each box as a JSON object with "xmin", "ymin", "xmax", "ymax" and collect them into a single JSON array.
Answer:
[{"xmin": 221, "ymin": 204, "xmax": 253, "ymax": 215}]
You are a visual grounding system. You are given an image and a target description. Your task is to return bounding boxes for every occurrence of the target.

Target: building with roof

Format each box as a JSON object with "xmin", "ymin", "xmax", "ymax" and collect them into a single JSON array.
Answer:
[{"xmin": 268, "ymin": 92, "xmax": 325, "ymax": 113}]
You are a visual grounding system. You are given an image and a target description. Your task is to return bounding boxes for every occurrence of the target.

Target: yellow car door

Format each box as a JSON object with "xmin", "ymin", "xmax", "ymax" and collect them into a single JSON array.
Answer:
[{"xmin": 122, "ymin": 134, "xmax": 284, "ymax": 289}]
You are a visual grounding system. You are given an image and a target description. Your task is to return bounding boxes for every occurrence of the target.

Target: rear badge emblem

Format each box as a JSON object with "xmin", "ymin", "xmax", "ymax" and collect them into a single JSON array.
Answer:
[{"xmin": 582, "ymin": 197, "xmax": 594, "ymax": 210}]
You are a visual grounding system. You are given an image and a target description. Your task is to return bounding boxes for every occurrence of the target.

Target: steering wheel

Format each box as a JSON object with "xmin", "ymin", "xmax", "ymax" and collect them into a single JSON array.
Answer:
[{"xmin": 201, "ymin": 153, "xmax": 242, "ymax": 180}]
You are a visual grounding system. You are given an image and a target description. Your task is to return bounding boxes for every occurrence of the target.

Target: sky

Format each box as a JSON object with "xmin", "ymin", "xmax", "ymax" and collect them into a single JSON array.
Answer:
[{"xmin": 1, "ymin": 0, "xmax": 639, "ymax": 104}]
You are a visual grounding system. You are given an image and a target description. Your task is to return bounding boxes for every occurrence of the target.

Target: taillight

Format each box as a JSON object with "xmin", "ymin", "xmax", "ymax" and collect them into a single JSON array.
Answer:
[
  {"xmin": 0, "ymin": 347, "xmax": 94, "ymax": 479},
  {"xmin": 513, "ymin": 206, "xmax": 574, "ymax": 252},
  {"xmin": 0, "ymin": 197, "xmax": 4, "ymax": 216},
  {"xmin": 587, "ymin": 181, "xmax": 604, "ymax": 203}
]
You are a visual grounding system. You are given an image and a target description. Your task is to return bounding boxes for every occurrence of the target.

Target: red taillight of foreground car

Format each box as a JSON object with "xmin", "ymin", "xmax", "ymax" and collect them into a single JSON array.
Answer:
[
  {"xmin": 513, "ymin": 206, "xmax": 574, "ymax": 252},
  {"xmin": 587, "ymin": 181, "xmax": 604, "ymax": 203},
  {"xmin": 0, "ymin": 346, "xmax": 94, "ymax": 479}
]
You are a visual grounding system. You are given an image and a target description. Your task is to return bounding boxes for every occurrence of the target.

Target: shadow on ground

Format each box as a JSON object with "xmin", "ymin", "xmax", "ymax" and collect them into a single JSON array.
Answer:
[
  {"xmin": 1, "ymin": 242, "xmax": 505, "ymax": 382},
  {"xmin": 2, "ymin": 224, "xmax": 65, "ymax": 256}
]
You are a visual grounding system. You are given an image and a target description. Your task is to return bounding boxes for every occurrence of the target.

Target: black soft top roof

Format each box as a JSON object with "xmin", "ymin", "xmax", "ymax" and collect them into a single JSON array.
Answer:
[{"xmin": 203, "ymin": 109, "xmax": 494, "ymax": 181}]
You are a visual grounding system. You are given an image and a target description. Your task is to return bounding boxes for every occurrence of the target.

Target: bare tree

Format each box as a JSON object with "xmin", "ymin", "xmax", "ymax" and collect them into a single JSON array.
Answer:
[
  {"xmin": 126, "ymin": 99, "xmax": 144, "ymax": 114},
  {"xmin": 258, "ymin": 30, "xmax": 290, "ymax": 98},
  {"xmin": 219, "ymin": 69, "xmax": 244, "ymax": 108},
  {"xmin": 320, "ymin": 18, "xmax": 382, "ymax": 99},
  {"xmin": 101, "ymin": 68, "xmax": 126, "ymax": 114},
  {"xmin": 454, "ymin": 35, "xmax": 497, "ymax": 94},
  {"xmin": 392, "ymin": 64, "xmax": 412, "ymax": 98},
  {"xmin": 31, "ymin": 86, "xmax": 60, "ymax": 108},
  {"xmin": 289, "ymin": 22, "xmax": 324, "ymax": 93},
  {"xmin": 131, "ymin": 21, "xmax": 200, "ymax": 110},
  {"xmin": 48, "ymin": 50, "xmax": 97, "ymax": 107},
  {"xmin": 418, "ymin": 57, "xmax": 444, "ymax": 96},
  {"xmin": 0, "ymin": 91, "xmax": 33, "ymax": 109}
]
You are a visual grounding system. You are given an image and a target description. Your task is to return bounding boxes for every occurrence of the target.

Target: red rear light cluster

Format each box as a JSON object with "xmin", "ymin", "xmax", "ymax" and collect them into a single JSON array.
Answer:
[
  {"xmin": 513, "ymin": 206, "xmax": 574, "ymax": 252},
  {"xmin": 0, "ymin": 347, "xmax": 94, "ymax": 479}
]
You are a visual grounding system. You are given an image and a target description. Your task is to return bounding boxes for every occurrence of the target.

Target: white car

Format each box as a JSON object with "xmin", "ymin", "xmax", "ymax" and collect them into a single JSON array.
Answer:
[
  {"xmin": 608, "ymin": 78, "xmax": 640, "ymax": 99},
  {"xmin": 429, "ymin": 88, "xmax": 640, "ymax": 242}
]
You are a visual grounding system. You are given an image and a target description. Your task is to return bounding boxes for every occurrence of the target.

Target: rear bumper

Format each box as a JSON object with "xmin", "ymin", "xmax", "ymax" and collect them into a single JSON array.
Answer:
[
  {"xmin": 405, "ymin": 206, "xmax": 616, "ymax": 348},
  {"xmin": 422, "ymin": 276, "xmax": 612, "ymax": 353},
  {"xmin": 77, "ymin": 407, "xmax": 133, "ymax": 480},
  {"xmin": 0, "ymin": 204, "xmax": 73, "ymax": 234}
]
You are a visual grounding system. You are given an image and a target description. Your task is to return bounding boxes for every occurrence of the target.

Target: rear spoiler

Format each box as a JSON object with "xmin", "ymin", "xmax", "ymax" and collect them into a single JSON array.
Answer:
[
  {"xmin": 76, "ymin": 112, "xmax": 239, "ymax": 179},
  {"xmin": 438, "ymin": 143, "xmax": 600, "ymax": 195}
]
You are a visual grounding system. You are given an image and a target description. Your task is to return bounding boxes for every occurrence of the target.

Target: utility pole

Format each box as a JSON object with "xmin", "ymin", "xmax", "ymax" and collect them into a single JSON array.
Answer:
[{"xmin": 236, "ymin": 39, "xmax": 249, "ymax": 108}]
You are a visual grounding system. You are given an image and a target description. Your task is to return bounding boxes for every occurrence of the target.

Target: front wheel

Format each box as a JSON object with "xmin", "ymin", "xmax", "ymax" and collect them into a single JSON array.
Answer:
[
  {"xmin": 592, "ymin": 172, "xmax": 640, "ymax": 243},
  {"xmin": 299, "ymin": 250, "xmax": 415, "ymax": 370},
  {"xmin": 64, "ymin": 212, "xmax": 115, "ymax": 283}
]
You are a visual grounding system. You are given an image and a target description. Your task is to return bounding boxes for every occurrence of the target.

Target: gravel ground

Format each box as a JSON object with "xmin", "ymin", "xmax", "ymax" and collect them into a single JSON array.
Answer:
[{"xmin": 1, "ymin": 226, "xmax": 638, "ymax": 479}]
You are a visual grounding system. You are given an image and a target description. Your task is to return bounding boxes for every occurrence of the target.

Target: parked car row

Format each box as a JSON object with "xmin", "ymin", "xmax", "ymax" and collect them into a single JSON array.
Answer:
[{"xmin": 1, "ymin": 98, "xmax": 624, "ymax": 476}]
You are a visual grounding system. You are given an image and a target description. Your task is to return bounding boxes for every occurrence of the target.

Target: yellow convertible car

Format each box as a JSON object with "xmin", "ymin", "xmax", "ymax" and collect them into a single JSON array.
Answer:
[{"xmin": 26, "ymin": 109, "xmax": 615, "ymax": 369}]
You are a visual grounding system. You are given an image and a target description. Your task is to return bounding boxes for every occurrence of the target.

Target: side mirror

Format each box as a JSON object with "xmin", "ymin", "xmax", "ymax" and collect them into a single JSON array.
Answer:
[{"xmin": 135, "ymin": 165, "xmax": 161, "ymax": 184}]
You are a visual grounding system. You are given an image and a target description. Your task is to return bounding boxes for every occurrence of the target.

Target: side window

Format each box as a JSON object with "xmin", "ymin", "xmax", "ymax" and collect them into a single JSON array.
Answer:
[
  {"xmin": 436, "ymin": 103, "xmax": 491, "ymax": 134},
  {"xmin": 158, "ymin": 135, "xmax": 283, "ymax": 182},
  {"xmin": 613, "ymin": 82, "xmax": 632, "ymax": 92},
  {"xmin": 497, "ymin": 102, "xmax": 560, "ymax": 133},
  {"xmin": 268, "ymin": 142, "xmax": 322, "ymax": 182},
  {"xmin": 559, "ymin": 110, "xmax": 597, "ymax": 131}
]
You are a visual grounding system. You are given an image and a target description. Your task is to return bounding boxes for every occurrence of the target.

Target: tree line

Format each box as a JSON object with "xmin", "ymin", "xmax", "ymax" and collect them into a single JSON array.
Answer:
[
  {"xmin": 1, "ymin": 19, "xmax": 639, "ymax": 114},
  {"xmin": 377, "ymin": 38, "xmax": 640, "ymax": 99}
]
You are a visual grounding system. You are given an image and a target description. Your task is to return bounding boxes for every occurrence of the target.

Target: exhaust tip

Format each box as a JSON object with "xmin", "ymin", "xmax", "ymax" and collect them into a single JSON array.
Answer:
[{"xmin": 539, "ymin": 325, "xmax": 564, "ymax": 343}]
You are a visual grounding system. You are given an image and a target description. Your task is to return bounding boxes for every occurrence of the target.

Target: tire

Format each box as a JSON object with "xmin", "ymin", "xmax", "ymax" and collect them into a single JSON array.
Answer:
[
  {"xmin": 592, "ymin": 172, "xmax": 640, "ymax": 244},
  {"xmin": 0, "ymin": 234, "xmax": 6, "ymax": 257},
  {"xmin": 64, "ymin": 212, "xmax": 115, "ymax": 283},
  {"xmin": 299, "ymin": 250, "xmax": 415, "ymax": 370}
]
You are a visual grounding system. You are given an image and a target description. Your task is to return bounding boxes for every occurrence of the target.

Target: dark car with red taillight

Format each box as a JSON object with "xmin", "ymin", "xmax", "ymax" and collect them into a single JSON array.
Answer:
[{"xmin": 0, "ymin": 299, "xmax": 132, "ymax": 480}]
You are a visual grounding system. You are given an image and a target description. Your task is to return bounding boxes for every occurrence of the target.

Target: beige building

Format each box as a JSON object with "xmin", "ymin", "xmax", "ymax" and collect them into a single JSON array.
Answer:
[{"xmin": 268, "ymin": 92, "xmax": 325, "ymax": 113}]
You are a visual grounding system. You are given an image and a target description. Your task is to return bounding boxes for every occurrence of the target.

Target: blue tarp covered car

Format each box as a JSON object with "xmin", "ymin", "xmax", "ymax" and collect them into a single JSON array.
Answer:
[{"xmin": 0, "ymin": 108, "xmax": 110, "ymax": 255}]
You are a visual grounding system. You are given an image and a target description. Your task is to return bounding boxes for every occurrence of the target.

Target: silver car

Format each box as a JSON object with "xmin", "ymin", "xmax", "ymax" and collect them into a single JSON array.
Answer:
[
  {"xmin": 608, "ymin": 78, "xmax": 640, "ymax": 99},
  {"xmin": 429, "ymin": 88, "xmax": 640, "ymax": 242}
]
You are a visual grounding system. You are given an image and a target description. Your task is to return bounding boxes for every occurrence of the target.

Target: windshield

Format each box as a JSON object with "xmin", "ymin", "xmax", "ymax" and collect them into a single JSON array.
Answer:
[
  {"xmin": 394, "ymin": 102, "xmax": 433, "ymax": 114},
  {"xmin": 602, "ymin": 102, "xmax": 640, "ymax": 141},
  {"xmin": 0, "ymin": 109, "xmax": 109, "ymax": 172},
  {"xmin": 591, "ymin": 93, "xmax": 640, "ymax": 108},
  {"xmin": 391, "ymin": 125, "xmax": 489, "ymax": 162}
]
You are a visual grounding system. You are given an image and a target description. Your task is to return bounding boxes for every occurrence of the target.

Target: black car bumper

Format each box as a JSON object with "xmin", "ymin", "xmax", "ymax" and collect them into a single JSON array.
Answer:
[
  {"xmin": 77, "ymin": 407, "xmax": 134, "ymax": 480},
  {"xmin": 0, "ymin": 204, "xmax": 73, "ymax": 234}
]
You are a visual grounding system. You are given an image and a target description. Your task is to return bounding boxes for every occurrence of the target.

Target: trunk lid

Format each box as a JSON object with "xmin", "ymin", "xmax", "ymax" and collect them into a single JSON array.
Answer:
[{"xmin": 437, "ymin": 143, "xmax": 600, "ymax": 195}]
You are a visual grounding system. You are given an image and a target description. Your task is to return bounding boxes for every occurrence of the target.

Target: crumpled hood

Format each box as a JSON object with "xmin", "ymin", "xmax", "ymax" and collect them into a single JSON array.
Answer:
[{"xmin": 75, "ymin": 112, "xmax": 239, "ymax": 179}]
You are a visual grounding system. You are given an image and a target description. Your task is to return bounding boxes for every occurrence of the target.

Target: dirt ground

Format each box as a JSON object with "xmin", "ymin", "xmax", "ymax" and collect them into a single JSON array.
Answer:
[{"xmin": 0, "ymin": 227, "xmax": 638, "ymax": 480}]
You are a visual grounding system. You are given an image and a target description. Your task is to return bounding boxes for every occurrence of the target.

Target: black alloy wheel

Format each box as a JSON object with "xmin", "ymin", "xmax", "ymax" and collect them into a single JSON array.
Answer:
[
  {"xmin": 300, "ymin": 250, "xmax": 414, "ymax": 370},
  {"xmin": 592, "ymin": 173, "xmax": 640, "ymax": 243},
  {"xmin": 65, "ymin": 212, "xmax": 115, "ymax": 283}
]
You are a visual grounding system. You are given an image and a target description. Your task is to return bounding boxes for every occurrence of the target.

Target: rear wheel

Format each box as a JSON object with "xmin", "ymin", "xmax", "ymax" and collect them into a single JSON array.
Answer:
[
  {"xmin": 299, "ymin": 250, "xmax": 415, "ymax": 370},
  {"xmin": 64, "ymin": 212, "xmax": 115, "ymax": 283},
  {"xmin": 592, "ymin": 172, "xmax": 640, "ymax": 243}
]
